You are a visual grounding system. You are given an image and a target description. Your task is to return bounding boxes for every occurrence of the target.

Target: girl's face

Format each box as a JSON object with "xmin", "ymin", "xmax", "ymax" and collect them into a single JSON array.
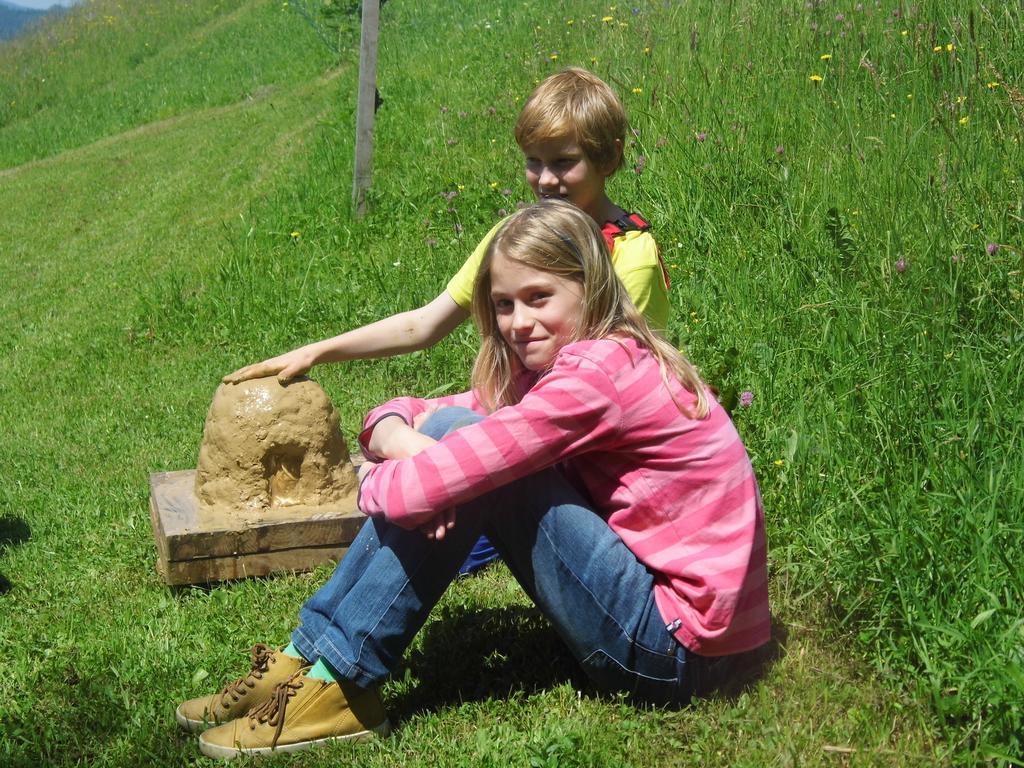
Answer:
[{"xmin": 489, "ymin": 253, "xmax": 583, "ymax": 371}]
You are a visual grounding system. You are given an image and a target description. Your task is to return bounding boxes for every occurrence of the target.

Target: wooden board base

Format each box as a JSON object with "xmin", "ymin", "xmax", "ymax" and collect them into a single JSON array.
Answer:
[{"xmin": 149, "ymin": 470, "xmax": 365, "ymax": 586}]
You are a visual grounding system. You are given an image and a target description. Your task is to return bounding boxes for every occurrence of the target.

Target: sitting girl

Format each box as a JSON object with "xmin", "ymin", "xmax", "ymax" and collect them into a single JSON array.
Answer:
[{"xmin": 178, "ymin": 199, "xmax": 769, "ymax": 759}]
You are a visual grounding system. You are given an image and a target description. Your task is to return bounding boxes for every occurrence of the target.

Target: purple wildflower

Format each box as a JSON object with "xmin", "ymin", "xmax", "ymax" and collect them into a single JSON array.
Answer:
[
  {"xmin": 446, "ymin": 138, "xmax": 458, "ymax": 146},
  {"xmin": 440, "ymin": 105, "xmax": 449, "ymax": 114},
  {"xmin": 454, "ymin": 223, "xmax": 464, "ymax": 235},
  {"xmin": 739, "ymin": 390, "xmax": 755, "ymax": 408},
  {"xmin": 656, "ymin": 136, "xmax": 668, "ymax": 148},
  {"xmin": 497, "ymin": 208, "xmax": 508, "ymax": 217},
  {"xmin": 516, "ymin": 200, "xmax": 527, "ymax": 210},
  {"xmin": 696, "ymin": 131, "xmax": 707, "ymax": 142},
  {"xmin": 441, "ymin": 190, "xmax": 458, "ymax": 201},
  {"xmin": 634, "ymin": 155, "xmax": 647, "ymax": 174},
  {"xmin": 895, "ymin": 257, "xmax": 908, "ymax": 273},
  {"xmin": 835, "ymin": 13, "xmax": 845, "ymax": 22},
  {"xmin": 501, "ymin": 188, "xmax": 513, "ymax": 196},
  {"xmin": 775, "ymin": 145, "xmax": 785, "ymax": 156},
  {"xmin": 458, "ymin": 111, "xmax": 468, "ymax": 119},
  {"xmin": 425, "ymin": 238, "xmax": 438, "ymax": 247},
  {"xmin": 986, "ymin": 242, "xmax": 999, "ymax": 255},
  {"xmin": 952, "ymin": 253, "xmax": 962, "ymax": 263}
]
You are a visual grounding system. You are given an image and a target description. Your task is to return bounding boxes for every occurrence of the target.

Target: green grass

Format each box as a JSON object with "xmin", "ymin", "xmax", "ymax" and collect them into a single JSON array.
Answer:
[{"xmin": 1, "ymin": 0, "xmax": 1021, "ymax": 765}]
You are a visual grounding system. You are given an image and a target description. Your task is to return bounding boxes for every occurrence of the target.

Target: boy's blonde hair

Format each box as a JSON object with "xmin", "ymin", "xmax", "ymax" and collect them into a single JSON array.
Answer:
[
  {"xmin": 514, "ymin": 67, "xmax": 626, "ymax": 174},
  {"xmin": 471, "ymin": 200, "xmax": 709, "ymax": 417}
]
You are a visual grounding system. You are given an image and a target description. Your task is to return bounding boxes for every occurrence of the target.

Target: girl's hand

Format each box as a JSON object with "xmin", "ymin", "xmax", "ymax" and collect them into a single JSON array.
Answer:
[
  {"xmin": 223, "ymin": 348, "xmax": 317, "ymax": 384},
  {"xmin": 357, "ymin": 460, "xmax": 376, "ymax": 483},
  {"xmin": 419, "ymin": 508, "xmax": 457, "ymax": 540},
  {"xmin": 412, "ymin": 405, "xmax": 441, "ymax": 431}
]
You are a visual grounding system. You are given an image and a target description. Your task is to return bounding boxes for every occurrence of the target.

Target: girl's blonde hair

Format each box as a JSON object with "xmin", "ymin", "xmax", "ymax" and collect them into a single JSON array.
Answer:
[
  {"xmin": 514, "ymin": 67, "xmax": 626, "ymax": 175},
  {"xmin": 471, "ymin": 199, "xmax": 710, "ymax": 417}
]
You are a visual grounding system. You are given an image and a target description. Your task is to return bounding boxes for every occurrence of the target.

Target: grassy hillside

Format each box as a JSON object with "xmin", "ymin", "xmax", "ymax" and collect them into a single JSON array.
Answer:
[{"xmin": 1, "ymin": 0, "xmax": 1021, "ymax": 765}]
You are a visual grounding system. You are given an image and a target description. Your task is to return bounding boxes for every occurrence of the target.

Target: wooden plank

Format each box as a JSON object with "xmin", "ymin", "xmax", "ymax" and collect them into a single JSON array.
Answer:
[
  {"xmin": 149, "ymin": 470, "xmax": 364, "ymax": 562},
  {"xmin": 156, "ymin": 543, "xmax": 352, "ymax": 586},
  {"xmin": 149, "ymin": 469, "xmax": 367, "ymax": 586},
  {"xmin": 351, "ymin": 0, "xmax": 380, "ymax": 217}
]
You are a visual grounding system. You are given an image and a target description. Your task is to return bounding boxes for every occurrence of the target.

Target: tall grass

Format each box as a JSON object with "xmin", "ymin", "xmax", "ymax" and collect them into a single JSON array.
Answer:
[{"xmin": 0, "ymin": 0, "xmax": 1021, "ymax": 764}]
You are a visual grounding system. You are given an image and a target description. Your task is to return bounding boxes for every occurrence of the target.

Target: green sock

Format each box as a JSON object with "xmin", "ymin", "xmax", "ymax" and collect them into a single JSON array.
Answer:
[
  {"xmin": 306, "ymin": 658, "xmax": 339, "ymax": 682},
  {"xmin": 282, "ymin": 642, "xmax": 304, "ymax": 659}
]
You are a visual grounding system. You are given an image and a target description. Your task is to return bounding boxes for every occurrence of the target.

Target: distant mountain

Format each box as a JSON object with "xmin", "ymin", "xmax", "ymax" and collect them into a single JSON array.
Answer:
[{"xmin": 0, "ymin": 1, "xmax": 65, "ymax": 42}]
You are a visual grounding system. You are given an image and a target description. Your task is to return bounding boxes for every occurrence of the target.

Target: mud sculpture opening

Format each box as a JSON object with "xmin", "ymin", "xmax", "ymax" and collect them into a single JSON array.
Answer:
[{"xmin": 194, "ymin": 377, "xmax": 358, "ymax": 520}]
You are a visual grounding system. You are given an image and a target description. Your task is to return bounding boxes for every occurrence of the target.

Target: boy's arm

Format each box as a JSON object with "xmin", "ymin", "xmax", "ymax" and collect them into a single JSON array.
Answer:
[{"xmin": 223, "ymin": 291, "xmax": 469, "ymax": 383}]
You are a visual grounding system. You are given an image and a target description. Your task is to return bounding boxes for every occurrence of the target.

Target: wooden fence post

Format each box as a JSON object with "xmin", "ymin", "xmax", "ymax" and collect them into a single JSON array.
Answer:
[{"xmin": 352, "ymin": 0, "xmax": 380, "ymax": 218}]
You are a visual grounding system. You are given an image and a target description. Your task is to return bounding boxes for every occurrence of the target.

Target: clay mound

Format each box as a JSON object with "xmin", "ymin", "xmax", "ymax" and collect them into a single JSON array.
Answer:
[{"xmin": 195, "ymin": 377, "xmax": 358, "ymax": 517}]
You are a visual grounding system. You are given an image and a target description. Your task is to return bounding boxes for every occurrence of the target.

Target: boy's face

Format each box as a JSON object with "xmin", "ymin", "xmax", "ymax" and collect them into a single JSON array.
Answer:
[{"xmin": 522, "ymin": 137, "xmax": 610, "ymax": 222}]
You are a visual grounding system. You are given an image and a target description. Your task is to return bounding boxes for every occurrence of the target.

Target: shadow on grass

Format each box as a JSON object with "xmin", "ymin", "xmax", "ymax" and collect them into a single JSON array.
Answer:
[
  {"xmin": 697, "ymin": 614, "xmax": 788, "ymax": 701},
  {"xmin": 0, "ymin": 515, "xmax": 32, "ymax": 596},
  {"xmin": 388, "ymin": 603, "xmax": 581, "ymax": 720},
  {"xmin": 388, "ymin": 606, "xmax": 787, "ymax": 722}
]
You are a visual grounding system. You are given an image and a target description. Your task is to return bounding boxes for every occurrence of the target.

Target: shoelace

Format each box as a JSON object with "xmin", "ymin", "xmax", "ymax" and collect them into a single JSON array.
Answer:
[
  {"xmin": 246, "ymin": 671, "xmax": 305, "ymax": 748},
  {"xmin": 216, "ymin": 643, "xmax": 275, "ymax": 708}
]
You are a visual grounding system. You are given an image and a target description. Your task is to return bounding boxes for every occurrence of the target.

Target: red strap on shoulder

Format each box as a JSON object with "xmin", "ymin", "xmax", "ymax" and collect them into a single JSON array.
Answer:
[{"xmin": 602, "ymin": 213, "xmax": 669, "ymax": 290}]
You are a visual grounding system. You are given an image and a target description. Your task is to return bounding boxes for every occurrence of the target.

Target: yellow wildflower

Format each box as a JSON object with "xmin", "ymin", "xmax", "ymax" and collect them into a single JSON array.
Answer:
[
  {"xmin": 632, "ymin": 87, "xmax": 642, "ymax": 94},
  {"xmin": 290, "ymin": 231, "xmax": 300, "ymax": 239},
  {"xmin": 809, "ymin": 74, "xmax": 823, "ymax": 83},
  {"xmin": 959, "ymin": 116, "xmax": 970, "ymax": 125},
  {"xmin": 550, "ymin": 53, "xmax": 559, "ymax": 60},
  {"xmin": 643, "ymin": 46, "xmax": 651, "ymax": 54},
  {"xmin": 489, "ymin": 181, "xmax": 499, "ymax": 189},
  {"xmin": 946, "ymin": 43, "xmax": 955, "ymax": 51},
  {"xmin": 566, "ymin": 19, "xmax": 574, "ymax": 25},
  {"xmin": 457, "ymin": 184, "xmax": 465, "ymax": 191},
  {"xmin": 986, "ymin": 81, "xmax": 999, "ymax": 89},
  {"xmin": 602, "ymin": 15, "xmax": 614, "ymax": 22},
  {"xmin": 820, "ymin": 53, "xmax": 832, "ymax": 60},
  {"xmin": 901, "ymin": 29, "xmax": 908, "ymax": 37},
  {"xmin": 933, "ymin": 45, "xmax": 942, "ymax": 52},
  {"xmin": 774, "ymin": 459, "xmax": 785, "ymax": 466}
]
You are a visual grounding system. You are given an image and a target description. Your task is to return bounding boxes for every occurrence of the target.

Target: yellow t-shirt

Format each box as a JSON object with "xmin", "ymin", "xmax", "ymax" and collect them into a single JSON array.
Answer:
[{"xmin": 445, "ymin": 217, "xmax": 670, "ymax": 332}]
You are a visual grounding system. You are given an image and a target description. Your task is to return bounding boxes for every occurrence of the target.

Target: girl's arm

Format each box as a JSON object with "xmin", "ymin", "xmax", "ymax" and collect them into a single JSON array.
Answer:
[
  {"xmin": 223, "ymin": 291, "xmax": 469, "ymax": 383},
  {"xmin": 358, "ymin": 347, "xmax": 623, "ymax": 528},
  {"xmin": 364, "ymin": 415, "xmax": 438, "ymax": 461}
]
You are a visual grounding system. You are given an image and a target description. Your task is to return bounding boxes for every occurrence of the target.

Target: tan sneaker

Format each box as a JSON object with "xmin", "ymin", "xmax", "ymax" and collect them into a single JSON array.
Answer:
[
  {"xmin": 175, "ymin": 644, "xmax": 308, "ymax": 733},
  {"xmin": 198, "ymin": 671, "xmax": 391, "ymax": 759}
]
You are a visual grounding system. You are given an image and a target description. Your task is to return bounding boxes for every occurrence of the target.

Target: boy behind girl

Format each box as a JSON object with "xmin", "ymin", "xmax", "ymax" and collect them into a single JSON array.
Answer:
[{"xmin": 226, "ymin": 67, "xmax": 668, "ymax": 384}]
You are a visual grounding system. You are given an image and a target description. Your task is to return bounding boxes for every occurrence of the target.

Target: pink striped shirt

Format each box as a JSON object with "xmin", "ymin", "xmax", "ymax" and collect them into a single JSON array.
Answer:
[{"xmin": 358, "ymin": 337, "xmax": 769, "ymax": 656}]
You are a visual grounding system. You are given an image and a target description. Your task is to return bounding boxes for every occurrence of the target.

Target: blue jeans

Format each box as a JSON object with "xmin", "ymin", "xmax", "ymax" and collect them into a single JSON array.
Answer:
[{"xmin": 292, "ymin": 407, "xmax": 709, "ymax": 704}]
